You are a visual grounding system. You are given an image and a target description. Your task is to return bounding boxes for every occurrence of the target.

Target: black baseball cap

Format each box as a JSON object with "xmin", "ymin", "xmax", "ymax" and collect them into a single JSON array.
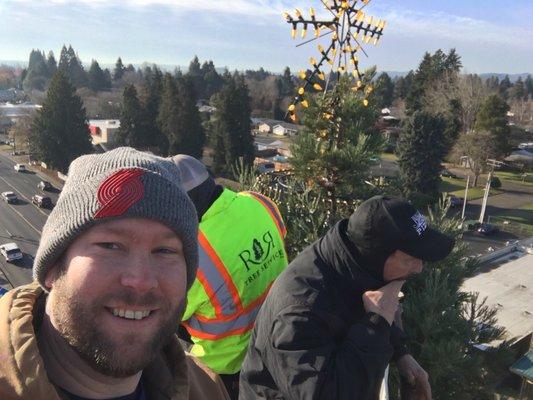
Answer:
[{"xmin": 347, "ymin": 195, "xmax": 455, "ymax": 262}]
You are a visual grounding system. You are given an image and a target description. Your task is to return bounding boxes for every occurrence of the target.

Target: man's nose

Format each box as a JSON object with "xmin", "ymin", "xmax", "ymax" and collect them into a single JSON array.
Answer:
[{"xmin": 120, "ymin": 255, "xmax": 159, "ymax": 293}]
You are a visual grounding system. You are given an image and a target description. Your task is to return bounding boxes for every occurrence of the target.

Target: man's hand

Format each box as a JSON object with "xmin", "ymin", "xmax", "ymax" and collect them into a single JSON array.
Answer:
[
  {"xmin": 397, "ymin": 354, "xmax": 431, "ymax": 400},
  {"xmin": 362, "ymin": 280, "xmax": 405, "ymax": 325}
]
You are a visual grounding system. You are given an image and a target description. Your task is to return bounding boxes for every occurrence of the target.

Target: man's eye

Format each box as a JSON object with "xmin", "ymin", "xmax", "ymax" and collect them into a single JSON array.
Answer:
[
  {"xmin": 154, "ymin": 248, "xmax": 177, "ymax": 254},
  {"xmin": 96, "ymin": 243, "xmax": 120, "ymax": 250}
]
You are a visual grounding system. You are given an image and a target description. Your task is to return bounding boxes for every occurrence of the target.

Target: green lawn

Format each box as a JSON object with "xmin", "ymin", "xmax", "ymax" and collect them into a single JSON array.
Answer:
[
  {"xmin": 380, "ymin": 152, "xmax": 398, "ymax": 162},
  {"xmin": 495, "ymin": 171, "xmax": 533, "ymax": 186},
  {"xmin": 440, "ymin": 177, "xmax": 502, "ymax": 200}
]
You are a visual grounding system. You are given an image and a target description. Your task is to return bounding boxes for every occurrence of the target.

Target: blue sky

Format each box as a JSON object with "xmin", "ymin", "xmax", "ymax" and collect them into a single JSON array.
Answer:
[{"xmin": 0, "ymin": 0, "xmax": 531, "ymax": 74}]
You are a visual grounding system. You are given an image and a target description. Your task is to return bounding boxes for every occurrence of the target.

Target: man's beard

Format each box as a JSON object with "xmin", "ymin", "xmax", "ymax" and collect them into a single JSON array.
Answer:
[{"xmin": 50, "ymin": 277, "xmax": 185, "ymax": 378}]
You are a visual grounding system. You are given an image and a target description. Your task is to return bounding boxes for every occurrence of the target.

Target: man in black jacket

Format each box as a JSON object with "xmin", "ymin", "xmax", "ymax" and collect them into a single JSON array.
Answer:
[{"xmin": 239, "ymin": 196, "xmax": 455, "ymax": 400}]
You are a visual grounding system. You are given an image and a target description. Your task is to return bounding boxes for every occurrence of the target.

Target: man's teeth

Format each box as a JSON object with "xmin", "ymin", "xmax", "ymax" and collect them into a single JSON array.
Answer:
[{"xmin": 112, "ymin": 309, "xmax": 151, "ymax": 320}]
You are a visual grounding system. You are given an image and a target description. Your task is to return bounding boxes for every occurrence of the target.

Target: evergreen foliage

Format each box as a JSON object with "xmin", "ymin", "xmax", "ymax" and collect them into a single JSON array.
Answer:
[
  {"xmin": 157, "ymin": 73, "xmax": 205, "ymax": 157},
  {"xmin": 211, "ymin": 73, "xmax": 254, "ymax": 174},
  {"xmin": 114, "ymin": 57, "xmax": 125, "ymax": 81},
  {"xmin": 116, "ymin": 84, "xmax": 146, "ymax": 148},
  {"xmin": 396, "ymin": 111, "xmax": 447, "ymax": 205},
  {"xmin": 23, "ymin": 50, "xmax": 49, "ymax": 90},
  {"xmin": 88, "ymin": 60, "xmax": 111, "ymax": 92},
  {"xmin": 29, "ymin": 71, "xmax": 92, "ymax": 173},
  {"xmin": 474, "ymin": 95, "xmax": 510, "ymax": 158},
  {"xmin": 374, "ymin": 72, "xmax": 394, "ymax": 108},
  {"xmin": 58, "ymin": 45, "xmax": 87, "ymax": 88},
  {"xmin": 290, "ymin": 74, "xmax": 383, "ymax": 200}
]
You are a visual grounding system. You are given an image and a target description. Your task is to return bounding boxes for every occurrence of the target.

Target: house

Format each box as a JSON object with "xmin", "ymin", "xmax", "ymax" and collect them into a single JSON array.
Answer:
[
  {"xmin": 272, "ymin": 122, "xmax": 302, "ymax": 137},
  {"xmin": 88, "ymin": 119, "xmax": 120, "ymax": 146},
  {"xmin": 462, "ymin": 238, "xmax": 533, "ymax": 348},
  {"xmin": 258, "ymin": 122, "xmax": 274, "ymax": 133}
]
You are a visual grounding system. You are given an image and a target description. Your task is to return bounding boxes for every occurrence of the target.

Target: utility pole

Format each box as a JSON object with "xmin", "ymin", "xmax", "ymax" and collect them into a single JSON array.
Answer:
[
  {"xmin": 461, "ymin": 175, "xmax": 470, "ymax": 220},
  {"xmin": 478, "ymin": 159, "xmax": 503, "ymax": 223}
]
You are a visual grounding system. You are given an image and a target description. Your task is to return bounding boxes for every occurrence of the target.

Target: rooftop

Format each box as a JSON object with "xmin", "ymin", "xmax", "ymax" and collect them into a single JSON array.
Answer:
[
  {"xmin": 88, "ymin": 119, "xmax": 121, "ymax": 129},
  {"xmin": 461, "ymin": 237, "xmax": 533, "ymax": 343}
]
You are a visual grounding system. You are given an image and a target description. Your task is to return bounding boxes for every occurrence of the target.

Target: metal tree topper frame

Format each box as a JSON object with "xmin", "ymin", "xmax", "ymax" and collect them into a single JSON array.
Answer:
[{"xmin": 283, "ymin": 0, "xmax": 386, "ymax": 122}]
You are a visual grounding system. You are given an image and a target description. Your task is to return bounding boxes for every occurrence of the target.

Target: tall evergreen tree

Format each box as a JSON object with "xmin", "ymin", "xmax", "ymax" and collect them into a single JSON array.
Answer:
[
  {"xmin": 29, "ymin": 71, "xmax": 92, "ymax": 173},
  {"xmin": 374, "ymin": 72, "xmax": 394, "ymax": 108},
  {"xmin": 23, "ymin": 49, "xmax": 49, "ymax": 90},
  {"xmin": 87, "ymin": 60, "xmax": 110, "ymax": 91},
  {"xmin": 114, "ymin": 57, "xmax": 125, "ymax": 81},
  {"xmin": 46, "ymin": 51, "xmax": 57, "ymax": 78},
  {"xmin": 396, "ymin": 110, "xmax": 447, "ymax": 205},
  {"xmin": 498, "ymin": 75, "xmax": 512, "ymax": 99},
  {"xmin": 174, "ymin": 76, "xmax": 205, "ymax": 158},
  {"xmin": 157, "ymin": 74, "xmax": 181, "ymax": 155},
  {"xmin": 474, "ymin": 95, "xmax": 510, "ymax": 159},
  {"xmin": 276, "ymin": 67, "xmax": 295, "ymax": 97},
  {"xmin": 187, "ymin": 56, "xmax": 203, "ymax": 98},
  {"xmin": 211, "ymin": 73, "xmax": 254, "ymax": 174},
  {"xmin": 116, "ymin": 85, "xmax": 145, "ymax": 148},
  {"xmin": 140, "ymin": 66, "xmax": 167, "ymax": 153},
  {"xmin": 57, "ymin": 45, "xmax": 87, "ymax": 87}
]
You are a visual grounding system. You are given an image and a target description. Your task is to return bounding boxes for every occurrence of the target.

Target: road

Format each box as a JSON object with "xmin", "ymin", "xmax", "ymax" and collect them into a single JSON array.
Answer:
[{"xmin": 0, "ymin": 151, "xmax": 60, "ymax": 291}]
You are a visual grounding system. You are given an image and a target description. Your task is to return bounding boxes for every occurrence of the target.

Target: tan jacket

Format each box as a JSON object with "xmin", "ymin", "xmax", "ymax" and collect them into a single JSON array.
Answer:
[{"xmin": 0, "ymin": 283, "xmax": 230, "ymax": 400}]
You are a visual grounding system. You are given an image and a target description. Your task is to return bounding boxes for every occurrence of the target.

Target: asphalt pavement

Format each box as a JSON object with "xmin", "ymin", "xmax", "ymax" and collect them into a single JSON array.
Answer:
[{"xmin": 0, "ymin": 151, "xmax": 60, "ymax": 290}]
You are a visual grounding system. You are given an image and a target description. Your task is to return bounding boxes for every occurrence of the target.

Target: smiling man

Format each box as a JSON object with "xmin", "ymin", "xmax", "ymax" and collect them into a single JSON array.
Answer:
[
  {"xmin": 0, "ymin": 147, "xmax": 229, "ymax": 400},
  {"xmin": 240, "ymin": 195, "xmax": 455, "ymax": 400}
]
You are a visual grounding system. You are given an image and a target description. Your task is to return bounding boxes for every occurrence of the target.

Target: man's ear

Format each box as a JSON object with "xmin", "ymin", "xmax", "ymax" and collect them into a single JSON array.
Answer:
[{"xmin": 44, "ymin": 265, "xmax": 60, "ymax": 289}]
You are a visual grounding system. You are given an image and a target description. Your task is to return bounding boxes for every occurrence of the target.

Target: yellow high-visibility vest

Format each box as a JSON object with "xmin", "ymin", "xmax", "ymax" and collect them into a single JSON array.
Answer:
[{"xmin": 182, "ymin": 188, "xmax": 288, "ymax": 374}]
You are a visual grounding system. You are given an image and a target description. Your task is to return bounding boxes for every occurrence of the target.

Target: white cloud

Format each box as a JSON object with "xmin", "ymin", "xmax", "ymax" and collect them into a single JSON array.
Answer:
[{"xmin": 380, "ymin": 8, "xmax": 532, "ymax": 49}]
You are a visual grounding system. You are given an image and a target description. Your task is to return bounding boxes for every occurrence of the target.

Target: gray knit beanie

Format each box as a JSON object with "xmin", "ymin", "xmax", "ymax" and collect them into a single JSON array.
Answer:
[{"xmin": 33, "ymin": 147, "xmax": 198, "ymax": 290}]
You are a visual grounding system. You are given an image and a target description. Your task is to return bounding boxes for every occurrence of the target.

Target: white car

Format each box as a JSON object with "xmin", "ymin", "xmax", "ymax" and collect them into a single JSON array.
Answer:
[
  {"xmin": 1, "ymin": 191, "xmax": 17, "ymax": 204},
  {"xmin": 0, "ymin": 243, "xmax": 23, "ymax": 262},
  {"xmin": 14, "ymin": 164, "xmax": 27, "ymax": 172}
]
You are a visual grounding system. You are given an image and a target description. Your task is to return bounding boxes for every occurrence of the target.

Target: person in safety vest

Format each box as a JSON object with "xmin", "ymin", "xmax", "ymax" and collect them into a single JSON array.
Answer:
[{"xmin": 170, "ymin": 155, "xmax": 288, "ymax": 399}]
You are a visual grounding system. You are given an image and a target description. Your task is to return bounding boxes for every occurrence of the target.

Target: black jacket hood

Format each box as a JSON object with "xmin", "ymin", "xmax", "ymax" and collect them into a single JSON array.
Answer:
[{"xmin": 316, "ymin": 219, "xmax": 386, "ymax": 292}]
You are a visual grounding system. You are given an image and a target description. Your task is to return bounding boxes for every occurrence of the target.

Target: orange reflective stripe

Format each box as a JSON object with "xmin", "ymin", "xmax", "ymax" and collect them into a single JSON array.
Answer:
[
  {"xmin": 183, "ymin": 322, "xmax": 255, "ymax": 341},
  {"xmin": 246, "ymin": 192, "xmax": 287, "ymax": 238},
  {"xmin": 199, "ymin": 231, "xmax": 244, "ymax": 313},
  {"xmin": 185, "ymin": 283, "xmax": 274, "ymax": 340},
  {"xmin": 194, "ymin": 282, "xmax": 273, "ymax": 323}
]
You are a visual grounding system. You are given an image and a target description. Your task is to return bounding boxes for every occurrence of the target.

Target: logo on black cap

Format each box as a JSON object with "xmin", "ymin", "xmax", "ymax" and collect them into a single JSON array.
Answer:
[{"xmin": 411, "ymin": 211, "xmax": 427, "ymax": 236}]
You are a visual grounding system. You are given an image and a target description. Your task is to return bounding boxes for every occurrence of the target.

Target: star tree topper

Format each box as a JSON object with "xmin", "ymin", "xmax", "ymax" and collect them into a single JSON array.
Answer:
[{"xmin": 283, "ymin": 0, "xmax": 386, "ymax": 122}]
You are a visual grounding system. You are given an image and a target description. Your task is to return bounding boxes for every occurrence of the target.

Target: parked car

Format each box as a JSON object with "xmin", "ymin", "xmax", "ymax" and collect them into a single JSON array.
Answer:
[
  {"xmin": 449, "ymin": 195, "xmax": 463, "ymax": 208},
  {"xmin": 32, "ymin": 194, "xmax": 53, "ymax": 209},
  {"xmin": 0, "ymin": 242, "xmax": 23, "ymax": 262},
  {"xmin": 440, "ymin": 168, "xmax": 459, "ymax": 179},
  {"xmin": 14, "ymin": 163, "xmax": 27, "ymax": 172},
  {"xmin": 477, "ymin": 223, "xmax": 499, "ymax": 236},
  {"xmin": 256, "ymin": 162, "xmax": 275, "ymax": 174},
  {"xmin": 1, "ymin": 191, "xmax": 17, "ymax": 204},
  {"xmin": 38, "ymin": 180, "xmax": 53, "ymax": 191}
]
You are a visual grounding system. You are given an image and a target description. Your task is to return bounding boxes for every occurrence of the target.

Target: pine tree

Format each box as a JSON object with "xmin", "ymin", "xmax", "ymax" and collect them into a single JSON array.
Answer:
[
  {"xmin": 175, "ymin": 75, "xmax": 205, "ymax": 158},
  {"xmin": 474, "ymin": 94, "xmax": 510, "ymax": 158},
  {"xmin": 114, "ymin": 57, "xmax": 125, "ymax": 81},
  {"xmin": 396, "ymin": 110, "xmax": 447, "ymax": 205},
  {"xmin": 140, "ymin": 66, "xmax": 167, "ymax": 153},
  {"xmin": 374, "ymin": 72, "xmax": 394, "ymax": 108},
  {"xmin": 116, "ymin": 85, "xmax": 145, "ymax": 148},
  {"xmin": 188, "ymin": 56, "xmax": 203, "ymax": 98},
  {"xmin": 23, "ymin": 50, "xmax": 49, "ymax": 90},
  {"xmin": 290, "ymin": 74, "xmax": 383, "ymax": 200},
  {"xmin": 46, "ymin": 51, "xmax": 57, "ymax": 78},
  {"xmin": 276, "ymin": 67, "xmax": 295, "ymax": 97},
  {"xmin": 29, "ymin": 70, "xmax": 92, "ymax": 173},
  {"xmin": 211, "ymin": 73, "xmax": 254, "ymax": 175},
  {"xmin": 57, "ymin": 45, "xmax": 87, "ymax": 87},
  {"xmin": 88, "ymin": 60, "xmax": 110, "ymax": 92},
  {"xmin": 157, "ymin": 73, "xmax": 181, "ymax": 155}
]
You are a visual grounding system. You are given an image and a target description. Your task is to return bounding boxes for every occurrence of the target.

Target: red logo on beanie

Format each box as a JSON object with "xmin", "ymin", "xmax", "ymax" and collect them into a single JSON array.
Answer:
[{"xmin": 94, "ymin": 169, "xmax": 145, "ymax": 219}]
